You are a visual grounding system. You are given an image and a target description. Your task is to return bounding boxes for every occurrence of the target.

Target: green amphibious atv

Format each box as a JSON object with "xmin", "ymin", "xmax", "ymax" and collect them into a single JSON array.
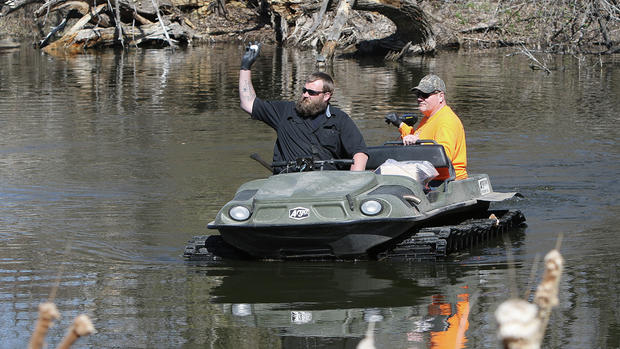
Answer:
[{"xmin": 184, "ymin": 141, "xmax": 525, "ymax": 261}]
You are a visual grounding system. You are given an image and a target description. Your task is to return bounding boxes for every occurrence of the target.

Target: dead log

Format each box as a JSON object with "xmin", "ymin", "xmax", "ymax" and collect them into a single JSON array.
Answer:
[
  {"xmin": 305, "ymin": 0, "xmax": 329, "ymax": 38},
  {"xmin": 62, "ymin": 3, "xmax": 106, "ymax": 37},
  {"xmin": 38, "ymin": 17, "xmax": 67, "ymax": 47},
  {"xmin": 460, "ymin": 20, "xmax": 500, "ymax": 34},
  {"xmin": 131, "ymin": 9, "xmax": 153, "ymax": 25},
  {"xmin": 34, "ymin": 0, "xmax": 63, "ymax": 17},
  {"xmin": 33, "ymin": 0, "xmax": 196, "ymax": 52},
  {"xmin": 151, "ymin": 0, "xmax": 176, "ymax": 48},
  {"xmin": 319, "ymin": 0, "xmax": 352, "ymax": 61},
  {"xmin": 43, "ymin": 20, "xmax": 189, "ymax": 53},
  {"xmin": 36, "ymin": 0, "xmax": 88, "ymax": 17},
  {"xmin": 35, "ymin": 0, "xmax": 113, "ymax": 47},
  {"xmin": 113, "ymin": 0, "xmax": 124, "ymax": 47}
]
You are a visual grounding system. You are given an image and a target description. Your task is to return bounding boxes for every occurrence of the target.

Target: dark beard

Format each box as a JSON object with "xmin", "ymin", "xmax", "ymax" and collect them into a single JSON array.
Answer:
[{"xmin": 295, "ymin": 96, "xmax": 328, "ymax": 118}]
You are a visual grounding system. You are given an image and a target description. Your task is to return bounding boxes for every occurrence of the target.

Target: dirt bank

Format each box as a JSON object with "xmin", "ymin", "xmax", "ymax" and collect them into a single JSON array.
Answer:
[{"xmin": 1, "ymin": 0, "xmax": 618, "ymax": 55}]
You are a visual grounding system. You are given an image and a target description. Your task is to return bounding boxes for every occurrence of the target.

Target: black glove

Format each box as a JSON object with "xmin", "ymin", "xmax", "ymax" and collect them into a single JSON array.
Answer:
[
  {"xmin": 240, "ymin": 42, "xmax": 261, "ymax": 70},
  {"xmin": 384, "ymin": 113, "xmax": 418, "ymax": 127}
]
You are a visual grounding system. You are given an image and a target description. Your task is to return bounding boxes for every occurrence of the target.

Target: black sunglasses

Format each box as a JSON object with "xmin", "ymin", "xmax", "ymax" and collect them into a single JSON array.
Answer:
[
  {"xmin": 416, "ymin": 91, "xmax": 439, "ymax": 99},
  {"xmin": 302, "ymin": 87, "xmax": 324, "ymax": 96}
]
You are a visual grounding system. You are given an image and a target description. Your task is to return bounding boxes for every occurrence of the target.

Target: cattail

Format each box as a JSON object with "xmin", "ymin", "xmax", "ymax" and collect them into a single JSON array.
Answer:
[
  {"xmin": 56, "ymin": 314, "xmax": 95, "ymax": 349},
  {"xmin": 534, "ymin": 249, "xmax": 563, "ymax": 336},
  {"xmin": 495, "ymin": 249, "xmax": 564, "ymax": 349},
  {"xmin": 28, "ymin": 302, "xmax": 60, "ymax": 349},
  {"xmin": 495, "ymin": 299, "xmax": 541, "ymax": 349}
]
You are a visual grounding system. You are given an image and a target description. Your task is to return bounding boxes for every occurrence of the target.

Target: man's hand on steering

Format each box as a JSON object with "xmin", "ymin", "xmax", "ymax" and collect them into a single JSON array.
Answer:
[{"xmin": 403, "ymin": 134, "xmax": 419, "ymax": 145}]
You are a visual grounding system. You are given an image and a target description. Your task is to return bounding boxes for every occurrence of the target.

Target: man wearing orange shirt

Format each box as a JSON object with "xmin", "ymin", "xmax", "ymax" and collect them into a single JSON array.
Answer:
[{"xmin": 385, "ymin": 74, "xmax": 468, "ymax": 180}]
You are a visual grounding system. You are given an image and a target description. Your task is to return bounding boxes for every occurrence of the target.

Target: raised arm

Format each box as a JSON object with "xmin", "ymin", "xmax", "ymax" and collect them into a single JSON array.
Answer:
[
  {"xmin": 239, "ymin": 70, "xmax": 256, "ymax": 114},
  {"xmin": 239, "ymin": 42, "xmax": 261, "ymax": 115}
]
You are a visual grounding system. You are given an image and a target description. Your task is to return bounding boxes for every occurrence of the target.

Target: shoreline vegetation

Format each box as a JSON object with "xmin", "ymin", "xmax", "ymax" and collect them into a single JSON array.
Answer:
[{"xmin": 0, "ymin": 0, "xmax": 618, "ymax": 60}]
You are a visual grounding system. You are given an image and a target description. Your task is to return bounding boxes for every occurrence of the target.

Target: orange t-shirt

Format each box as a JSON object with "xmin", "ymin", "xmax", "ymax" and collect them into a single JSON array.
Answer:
[{"xmin": 399, "ymin": 105, "xmax": 468, "ymax": 180}]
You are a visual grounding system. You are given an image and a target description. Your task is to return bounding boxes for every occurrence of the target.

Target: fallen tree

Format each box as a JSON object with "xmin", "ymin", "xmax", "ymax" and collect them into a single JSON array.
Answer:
[{"xmin": 270, "ymin": 0, "xmax": 434, "ymax": 60}]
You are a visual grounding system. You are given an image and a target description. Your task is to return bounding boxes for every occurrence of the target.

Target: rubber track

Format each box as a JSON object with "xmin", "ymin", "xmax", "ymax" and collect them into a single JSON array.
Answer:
[
  {"xmin": 377, "ymin": 210, "xmax": 526, "ymax": 261},
  {"xmin": 183, "ymin": 210, "xmax": 526, "ymax": 262},
  {"xmin": 183, "ymin": 234, "xmax": 252, "ymax": 261}
]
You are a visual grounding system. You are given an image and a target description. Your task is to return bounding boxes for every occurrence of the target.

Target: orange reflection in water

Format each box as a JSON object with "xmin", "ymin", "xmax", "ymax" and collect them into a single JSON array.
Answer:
[{"xmin": 429, "ymin": 291, "xmax": 470, "ymax": 349}]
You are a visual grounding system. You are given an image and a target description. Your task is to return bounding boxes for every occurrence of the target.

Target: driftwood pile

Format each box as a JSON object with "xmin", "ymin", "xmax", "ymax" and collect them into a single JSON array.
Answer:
[
  {"xmin": 1, "ymin": 0, "xmax": 435, "ymax": 56},
  {"xmin": 32, "ymin": 0, "xmax": 199, "ymax": 53},
  {"xmin": 0, "ymin": 0, "xmax": 202, "ymax": 53},
  {"xmin": 1, "ymin": 0, "xmax": 618, "ymax": 57}
]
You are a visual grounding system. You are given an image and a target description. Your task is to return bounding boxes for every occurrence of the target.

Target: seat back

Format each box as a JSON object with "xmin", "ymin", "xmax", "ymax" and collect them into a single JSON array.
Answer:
[{"xmin": 365, "ymin": 141, "xmax": 456, "ymax": 182}]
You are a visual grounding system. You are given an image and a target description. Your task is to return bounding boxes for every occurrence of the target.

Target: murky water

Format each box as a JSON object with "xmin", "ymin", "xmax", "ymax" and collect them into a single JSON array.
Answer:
[{"xmin": 1, "ymin": 44, "xmax": 618, "ymax": 348}]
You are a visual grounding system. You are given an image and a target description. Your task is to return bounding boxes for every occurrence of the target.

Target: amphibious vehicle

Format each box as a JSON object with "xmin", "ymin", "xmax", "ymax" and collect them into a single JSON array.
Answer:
[{"xmin": 184, "ymin": 141, "xmax": 525, "ymax": 261}]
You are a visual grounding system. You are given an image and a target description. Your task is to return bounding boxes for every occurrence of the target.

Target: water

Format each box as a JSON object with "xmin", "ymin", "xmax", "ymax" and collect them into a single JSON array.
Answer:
[{"xmin": 0, "ymin": 44, "xmax": 619, "ymax": 348}]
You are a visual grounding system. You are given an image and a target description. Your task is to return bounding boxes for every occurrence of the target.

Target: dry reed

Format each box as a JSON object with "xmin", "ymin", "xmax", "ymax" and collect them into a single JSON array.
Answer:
[
  {"xmin": 57, "ymin": 314, "xmax": 95, "ymax": 349},
  {"xmin": 28, "ymin": 302, "xmax": 60, "ymax": 349},
  {"xmin": 495, "ymin": 248, "xmax": 564, "ymax": 349}
]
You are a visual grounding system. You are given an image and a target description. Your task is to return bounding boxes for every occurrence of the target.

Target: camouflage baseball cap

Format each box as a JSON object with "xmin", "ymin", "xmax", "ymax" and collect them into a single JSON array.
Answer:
[{"xmin": 411, "ymin": 74, "xmax": 446, "ymax": 94}]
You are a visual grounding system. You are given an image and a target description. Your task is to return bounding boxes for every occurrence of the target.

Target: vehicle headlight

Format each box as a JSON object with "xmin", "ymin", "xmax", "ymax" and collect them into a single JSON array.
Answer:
[
  {"xmin": 360, "ymin": 200, "xmax": 382, "ymax": 216},
  {"xmin": 229, "ymin": 206, "xmax": 251, "ymax": 221}
]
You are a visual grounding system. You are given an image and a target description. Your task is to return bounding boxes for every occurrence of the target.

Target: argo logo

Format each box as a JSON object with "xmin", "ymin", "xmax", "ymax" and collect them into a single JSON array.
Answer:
[
  {"xmin": 289, "ymin": 207, "xmax": 310, "ymax": 220},
  {"xmin": 478, "ymin": 178, "xmax": 491, "ymax": 195}
]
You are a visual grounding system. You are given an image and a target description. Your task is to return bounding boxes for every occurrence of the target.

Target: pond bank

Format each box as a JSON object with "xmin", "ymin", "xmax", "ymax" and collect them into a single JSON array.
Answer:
[{"xmin": 1, "ymin": 0, "xmax": 618, "ymax": 56}]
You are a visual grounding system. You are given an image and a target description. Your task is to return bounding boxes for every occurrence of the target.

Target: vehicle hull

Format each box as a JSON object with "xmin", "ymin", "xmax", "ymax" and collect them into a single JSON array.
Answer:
[{"xmin": 210, "ymin": 199, "xmax": 492, "ymax": 259}]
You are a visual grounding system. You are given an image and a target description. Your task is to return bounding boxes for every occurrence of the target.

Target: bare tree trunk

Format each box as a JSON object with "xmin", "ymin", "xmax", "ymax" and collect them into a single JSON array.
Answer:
[{"xmin": 320, "ymin": 0, "xmax": 352, "ymax": 61}]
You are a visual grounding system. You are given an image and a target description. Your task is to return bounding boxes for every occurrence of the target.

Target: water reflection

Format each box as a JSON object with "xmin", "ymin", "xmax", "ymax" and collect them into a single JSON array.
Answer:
[
  {"xmin": 187, "ymin": 261, "xmax": 475, "ymax": 348},
  {"xmin": 202, "ymin": 262, "xmax": 435, "ymax": 308}
]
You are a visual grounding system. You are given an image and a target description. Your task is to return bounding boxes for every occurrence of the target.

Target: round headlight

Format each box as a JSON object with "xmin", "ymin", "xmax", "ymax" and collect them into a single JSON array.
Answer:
[
  {"xmin": 229, "ymin": 206, "xmax": 251, "ymax": 221},
  {"xmin": 360, "ymin": 200, "xmax": 382, "ymax": 216}
]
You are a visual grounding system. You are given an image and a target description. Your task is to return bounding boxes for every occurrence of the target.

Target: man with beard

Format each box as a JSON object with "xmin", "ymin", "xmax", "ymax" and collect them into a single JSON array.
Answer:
[{"xmin": 239, "ymin": 42, "xmax": 368, "ymax": 173}]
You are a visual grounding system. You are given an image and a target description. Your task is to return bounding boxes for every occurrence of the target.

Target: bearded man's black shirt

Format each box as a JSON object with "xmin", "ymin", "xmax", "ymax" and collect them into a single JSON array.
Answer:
[{"xmin": 251, "ymin": 98, "xmax": 367, "ymax": 172}]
